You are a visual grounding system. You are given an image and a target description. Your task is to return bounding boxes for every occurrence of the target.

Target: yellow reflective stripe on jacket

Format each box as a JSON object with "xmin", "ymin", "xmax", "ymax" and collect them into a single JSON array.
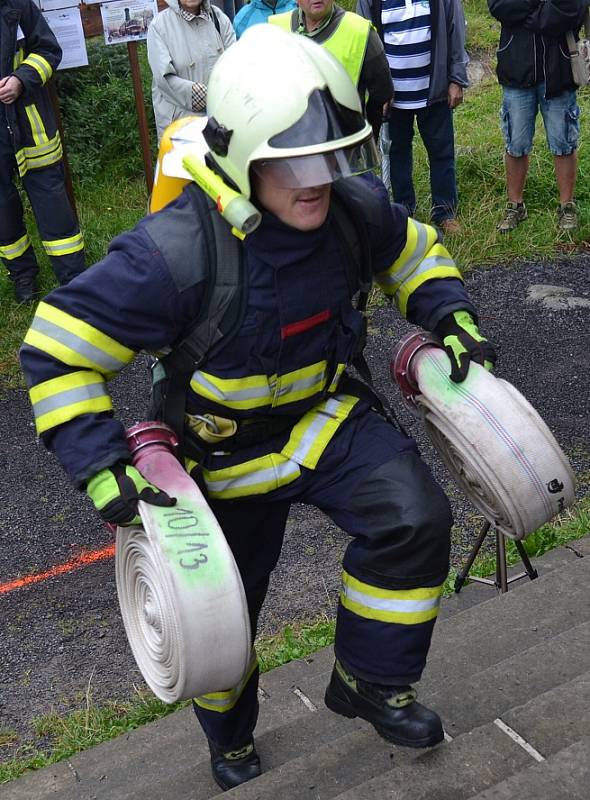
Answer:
[
  {"xmin": 203, "ymin": 453, "xmax": 301, "ymax": 500},
  {"xmin": 22, "ymin": 52, "xmax": 53, "ymax": 84},
  {"xmin": 13, "ymin": 47, "xmax": 24, "ymax": 70},
  {"xmin": 198, "ymin": 394, "xmax": 358, "ymax": 499},
  {"xmin": 282, "ymin": 393, "xmax": 358, "ymax": 469},
  {"xmin": 190, "ymin": 360, "xmax": 330, "ymax": 411},
  {"xmin": 42, "ymin": 231, "xmax": 84, "ymax": 257},
  {"xmin": 327, "ymin": 363, "xmax": 346, "ymax": 393},
  {"xmin": 376, "ymin": 219, "xmax": 462, "ymax": 316},
  {"xmin": 15, "ymin": 132, "xmax": 62, "ymax": 176},
  {"xmin": 25, "ymin": 104, "xmax": 48, "ymax": 147},
  {"xmin": 340, "ymin": 570, "xmax": 443, "ymax": 624},
  {"xmin": 193, "ymin": 651, "xmax": 258, "ymax": 712},
  {"xmin": 29, "ymin": 370, "xmax": 112, "ymax": 435},
  {"xmin": 24, "ymin": 301, "xmax": 136, "ymax": 377},
  {"xmin": 0, "ymin": 232, "xmax": 31, "ymax": 260}
]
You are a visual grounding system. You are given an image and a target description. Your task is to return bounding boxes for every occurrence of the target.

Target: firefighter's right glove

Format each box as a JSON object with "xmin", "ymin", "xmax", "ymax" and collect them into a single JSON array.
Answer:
[
  {"xmin": 86, "ymin": 462, "xmax": 176, "ymax": 526},
  {"xmin": 434, "ymin": 310, "xmax": 497, "ymax": 383}
]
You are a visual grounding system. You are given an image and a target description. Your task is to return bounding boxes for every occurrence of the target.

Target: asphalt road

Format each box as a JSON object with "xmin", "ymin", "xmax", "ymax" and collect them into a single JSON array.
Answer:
[{"xmin": 1, "ymin": 255, "xmax": 589, "ymax": 759}]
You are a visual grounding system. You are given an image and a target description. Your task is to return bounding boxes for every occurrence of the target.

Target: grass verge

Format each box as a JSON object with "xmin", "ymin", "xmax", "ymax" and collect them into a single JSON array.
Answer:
[{"xmin": 2, "ymin": 497, "xmax": 588, "ymax": 784}]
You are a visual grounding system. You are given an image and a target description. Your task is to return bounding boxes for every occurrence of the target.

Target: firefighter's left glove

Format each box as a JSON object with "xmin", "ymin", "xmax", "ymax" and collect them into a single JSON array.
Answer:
[
  {"xmin": 435, "ymin": 310, "xmax": 497, "ymax": 383},
  {"xmin": 86, "ymin": 462, "xmax": 176, "ymax": 526}
]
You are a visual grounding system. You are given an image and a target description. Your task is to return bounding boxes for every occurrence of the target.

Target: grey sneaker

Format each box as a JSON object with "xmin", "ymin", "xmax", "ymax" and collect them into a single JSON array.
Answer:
[
  {"xmin": 558, "ymin": 201, "xmax": 578, "ymax": 231},
  {"xmin": 497, "ymin": 202, "xmax": 527, "ymax": 233}
]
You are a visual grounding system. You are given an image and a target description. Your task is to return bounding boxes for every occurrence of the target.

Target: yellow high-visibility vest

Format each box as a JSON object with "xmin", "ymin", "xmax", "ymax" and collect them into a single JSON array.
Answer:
[{"xmin": 269, "ymin": 11, "xmax": 371, "ymax": 87}]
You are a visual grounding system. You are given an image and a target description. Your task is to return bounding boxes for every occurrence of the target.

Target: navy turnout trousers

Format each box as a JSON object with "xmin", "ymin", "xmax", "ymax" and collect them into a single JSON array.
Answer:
[
  {"xmin": 192, "ymin": 405, "xmax": 452, "ymax": 748},
  {"xmin": 0, "ymin": 118, "xmax": 84, "ymax": 288}
]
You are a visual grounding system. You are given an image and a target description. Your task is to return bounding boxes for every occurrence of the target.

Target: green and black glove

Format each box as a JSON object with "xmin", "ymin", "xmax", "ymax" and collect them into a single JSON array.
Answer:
[
  {"xmin": 434, "ymin": 310, "xmax": 497, "ymax": 383},
  {"xmin": 86, "ymin": 462, "xmax": 176, "ymax": 526}
]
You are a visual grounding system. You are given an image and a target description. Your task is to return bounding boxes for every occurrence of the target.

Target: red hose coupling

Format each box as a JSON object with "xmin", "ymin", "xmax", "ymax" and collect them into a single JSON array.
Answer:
[
  {"xmin": 390, "ymin": 330, "xmax": 441, "ymax": 407},
  {"xmin": 125, "ymin": 421, "xmax": 179, "ymax": 459}
]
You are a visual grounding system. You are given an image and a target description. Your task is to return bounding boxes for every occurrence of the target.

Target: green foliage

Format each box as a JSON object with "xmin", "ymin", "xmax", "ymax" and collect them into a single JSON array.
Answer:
[
  {"xmin": 257, "ymin": 618, "xmax": 337, "ymax": 673},
  {"xmin": 55, "ymin": 38, "xmax": 156, "ymax": 182}
]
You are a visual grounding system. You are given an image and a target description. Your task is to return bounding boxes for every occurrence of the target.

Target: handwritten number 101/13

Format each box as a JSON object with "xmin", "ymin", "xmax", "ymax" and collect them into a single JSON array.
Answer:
[{"xmin": 163, "ymin": 507, "xmax": 210, "ymax": 570}]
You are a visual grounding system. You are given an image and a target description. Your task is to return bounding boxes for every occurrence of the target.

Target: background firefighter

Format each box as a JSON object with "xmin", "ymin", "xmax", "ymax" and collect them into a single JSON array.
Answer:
[
  {"xmin": 0, "ymin": 0, "xmax": 85, "ymax": 303},
  {"xmin": 20, "ymin": 26, "xmax": 495, "ymax": 793}
]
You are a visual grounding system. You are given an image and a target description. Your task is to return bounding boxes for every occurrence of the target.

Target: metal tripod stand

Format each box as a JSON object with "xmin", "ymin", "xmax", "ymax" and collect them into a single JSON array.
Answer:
[{"xmin": 454, "ymin": 520, "xmax": 539, "ymax": 594}]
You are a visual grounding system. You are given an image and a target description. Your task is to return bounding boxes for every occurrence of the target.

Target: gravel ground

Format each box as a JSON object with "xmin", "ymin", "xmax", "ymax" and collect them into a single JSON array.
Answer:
[{"xmin": 0, "ymin": 254, "xmax": 589, "ymax": 758}]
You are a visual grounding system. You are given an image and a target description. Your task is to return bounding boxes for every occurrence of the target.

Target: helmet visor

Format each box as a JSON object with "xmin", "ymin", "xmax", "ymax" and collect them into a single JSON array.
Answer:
[{"xmin": 251, "ymin": 139, "xmax": 379, "ymax": 189}]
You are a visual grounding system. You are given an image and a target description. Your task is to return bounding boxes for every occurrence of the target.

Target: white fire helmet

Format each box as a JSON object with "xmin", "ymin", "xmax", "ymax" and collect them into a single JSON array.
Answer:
[{"xmin": 203, "ymin": 24, "xmax": 378, "ymax": 198}]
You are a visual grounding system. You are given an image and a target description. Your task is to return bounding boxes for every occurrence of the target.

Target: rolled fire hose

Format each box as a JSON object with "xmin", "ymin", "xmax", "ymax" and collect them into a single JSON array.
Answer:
[
  {"xmin": 390, "ymin": 331, "xmax": 576, "ymax": 540},
  {"xmin": 115, "ymin": 422, "xmax": 251, "ymax": 703}
]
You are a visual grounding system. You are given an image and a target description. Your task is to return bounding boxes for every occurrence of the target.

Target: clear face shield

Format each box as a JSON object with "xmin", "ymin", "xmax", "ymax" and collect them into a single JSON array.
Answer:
[{"xmin": 250, "ymin": 138, "xmax": 379, "ymax": 189}]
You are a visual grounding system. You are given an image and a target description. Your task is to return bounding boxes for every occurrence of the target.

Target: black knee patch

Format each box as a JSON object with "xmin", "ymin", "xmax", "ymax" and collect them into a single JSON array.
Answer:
[{"xmin": 348, "ymin": 451, "xmax": 452, "ymax": 588}]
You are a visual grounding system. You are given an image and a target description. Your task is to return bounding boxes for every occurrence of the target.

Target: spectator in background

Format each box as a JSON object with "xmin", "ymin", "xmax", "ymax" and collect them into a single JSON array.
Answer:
[
  {"xmin": 0, "ymin": 0, "xmax": 85, "ymax": 303},
  {"xmin": 488, "ymin": 0, "xmax": 586, "ymax": 233},
  {"xmin": 234, "ymin": 0, "xmax": 297, "ymax": 39},
  {"xmin": 357, "ymin": 0, "xmax": 468, "ymax": 235},
  {"xmin": 269, "ymin": 0, "xmax": 393, "ymax": 139},
  {"xmin": 147, "ymin": 0, "xmax": 235, "ymax": 142}
]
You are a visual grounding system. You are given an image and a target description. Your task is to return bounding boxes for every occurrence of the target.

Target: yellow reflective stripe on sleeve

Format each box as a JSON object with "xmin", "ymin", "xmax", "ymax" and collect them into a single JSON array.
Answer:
[
  {"xmin": 24, "ymin": 104, "xmax": 48, "ymax": 147},
  {"xmin": 13, "ymin": 47, "xmax": 24, "ymax": 70},
  {"xmin": 22, "ymin": 53, "xmax": 52, "ymax": 84},
  {"xmin": 29, "ymin": 371, "xmax": 112, "ymax": 435},
  {"xmin": 281, "ymin": 393, "xmax": 358, "ymax": 469},
  {"xmin": 375, "ymin": 219, "xmax": 438, "ymax": 294},
  {"xmin": 24, "ymin": 301, "xmax": 136, "ymax": 377},
  {"xmin": 340, "ymin": 570, "xmax": 443, "ymax": 624},
  {"xmin": 193, "ymin": 651, "xmax": 258, "ymax": 712},
  {"xmin": 0, "ymin": 232, "xmax": 32, "ymax": 260},
  {"xmin": 396, "ymin": 248, "xmax": 462, "ymax": 317},
  {"xmin": 42, "ymin": 231, "xmax": 84, "ymax": 257},
  {"xmin": 203, "ymin": 453, "xmax": 301, "ymax": 499}
]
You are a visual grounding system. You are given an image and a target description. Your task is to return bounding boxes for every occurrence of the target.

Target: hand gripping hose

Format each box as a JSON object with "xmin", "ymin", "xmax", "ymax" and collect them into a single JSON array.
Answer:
[
  {"xmin": 115, "ymin": 422, "xmax": 251, "ymax": 703},
  {"xmin": 391, "ymin": 331, "xmax": 576, "ymax": 541}
]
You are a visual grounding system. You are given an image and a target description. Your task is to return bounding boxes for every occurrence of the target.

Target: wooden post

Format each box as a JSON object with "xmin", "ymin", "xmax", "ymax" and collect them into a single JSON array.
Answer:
[
  {"xmin": 127, "ymin": 40, "xmax": 153, "ymax": 195},
  {"xmin": 47, "ymin": 78, "xmax": 78, "ymax": 221}
]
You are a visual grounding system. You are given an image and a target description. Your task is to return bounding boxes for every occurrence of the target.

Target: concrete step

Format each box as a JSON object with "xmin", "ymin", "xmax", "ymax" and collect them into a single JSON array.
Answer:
[
  {"xmin": 333, "ymin": 671, "xmax": 590, "ymax": 800},
  {"xmin": 421, "ymin": 556, "xmax": 590, "ymax": 693},
  {"xmin": 466, "ymin": 736, "xmax": 590, "ymax": 800}
]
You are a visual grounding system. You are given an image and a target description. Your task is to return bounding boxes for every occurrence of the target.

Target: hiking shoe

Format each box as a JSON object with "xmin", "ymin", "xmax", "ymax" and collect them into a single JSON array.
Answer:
[
  {"xmin": 558, "ymin": 201, "xmax": 578, "ymax": 231},
  {"xmin": 439, "ymin": 217, "xmax": 461, "ymax": 235},
  {"xmin": 324, "ymin": 660, "xmax": 444, "ymax": 748},
  {"xmin": 208, "ymin": 738, "xmax": 261, "ymax": 791},
  {"xmin": 497, "ymin": 202, "xmax": 527, "ymax": 233}
]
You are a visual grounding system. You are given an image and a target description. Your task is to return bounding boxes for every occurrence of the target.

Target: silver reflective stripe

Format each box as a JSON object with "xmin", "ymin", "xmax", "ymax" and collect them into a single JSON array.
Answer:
[
  {"xmin": 275, "ymin": 369, "xmax": 325, "ymax": 399},
  {"xmin": 31, "ymin": 381, "xmax": 107, "ymax": 420},
  {"xmin": 191, "ymin": 371, "xmax": 271, "ymax": 403},
  {"xmin": 342, "ymin": 584, "xmax": 441, "ymax": 614},
  {"xmin": 29, "ymin": 316, "xmax": 128, "ymax": 373},
  {"xmin": 289, "ymin": 397, "xmax": 342, "ymax": 464},
  {"xmin": 379, "ymin": 221, "xmax": 428, "ymax": 288},
  {"xmin": 417, "ymin": 254, "xmax": 456, "ymax": 271},
  {"xmin": 206, "ymin": 460, "xmax": 299, "ymax": 494},
  {"xmin": 43, "ymin": 234, "xmax": 84, "ymax": 255}
]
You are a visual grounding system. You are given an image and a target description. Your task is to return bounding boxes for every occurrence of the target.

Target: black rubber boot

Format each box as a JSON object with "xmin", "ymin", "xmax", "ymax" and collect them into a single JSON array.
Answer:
[
  {"xmin": 208, "ymin": 739, "xmax": 261, "ymax": 791},
  {"xmin": 324, "ymin": 660, "xmax": 444, "ymax": 748}
]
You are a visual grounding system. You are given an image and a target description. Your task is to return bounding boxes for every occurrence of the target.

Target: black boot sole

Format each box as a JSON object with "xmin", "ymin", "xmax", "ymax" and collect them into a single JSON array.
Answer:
[{"xmin": 325, "ymin": 683, "xmax": 444, "ymax": 749}]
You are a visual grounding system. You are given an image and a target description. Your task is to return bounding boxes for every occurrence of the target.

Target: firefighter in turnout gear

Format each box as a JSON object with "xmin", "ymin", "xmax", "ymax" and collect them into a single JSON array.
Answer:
[
  {"xmin": 20, "ymin": 26, "xmax": 496, "ymax": 791},
  {"xmin": 0, "ymin": 0, "xmax": 84, "ymax": 302}
]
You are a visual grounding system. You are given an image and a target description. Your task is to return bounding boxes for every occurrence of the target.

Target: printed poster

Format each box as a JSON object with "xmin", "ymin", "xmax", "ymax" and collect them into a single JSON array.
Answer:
[
  {"xmin": 43, "ymin": 7, "xmax": 88, "ymax": 70},
  {"xmin": 100, "ymin": 0, "xmax": 157, "ymax": 45}
]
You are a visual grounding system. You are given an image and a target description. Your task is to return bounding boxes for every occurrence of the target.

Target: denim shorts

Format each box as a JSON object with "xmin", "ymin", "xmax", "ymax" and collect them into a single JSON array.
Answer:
[{"xmin": 500, "ymin": 83, "xmax": 580, "ymax": 157}]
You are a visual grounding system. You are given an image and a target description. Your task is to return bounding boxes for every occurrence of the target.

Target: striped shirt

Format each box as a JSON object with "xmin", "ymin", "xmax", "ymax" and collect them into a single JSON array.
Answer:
[{"xmin": 383, "ymin": 0, "xmax": 431, "ymax": 110}]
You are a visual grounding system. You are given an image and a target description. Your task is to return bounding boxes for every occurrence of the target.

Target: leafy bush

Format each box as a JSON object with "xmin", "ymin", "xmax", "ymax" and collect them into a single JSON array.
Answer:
[{"xmin": 55, "ymin": 38, "xmax": 157, "ymax": 182}]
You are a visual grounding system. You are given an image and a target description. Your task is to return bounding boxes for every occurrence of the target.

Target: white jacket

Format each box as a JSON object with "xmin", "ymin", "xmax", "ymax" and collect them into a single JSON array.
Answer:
[{"xmin": 147, "ymin": 0, "xmax": 235, "ymax": 141}]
